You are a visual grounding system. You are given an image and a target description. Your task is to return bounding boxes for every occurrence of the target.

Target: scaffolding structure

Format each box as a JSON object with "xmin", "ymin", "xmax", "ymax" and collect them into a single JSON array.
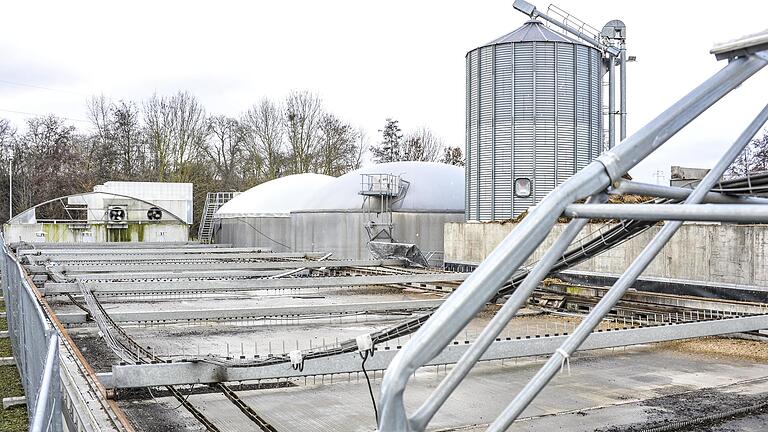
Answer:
[{"xmin": 359, "ymin": 174, "xmax": 409, "ymax": 242}]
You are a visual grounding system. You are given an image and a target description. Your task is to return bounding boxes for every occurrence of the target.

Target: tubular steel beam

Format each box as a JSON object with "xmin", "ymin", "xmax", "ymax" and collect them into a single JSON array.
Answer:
[
  {"xmin": 43, "ymin": 273, "xmax": 470, "ymax": 295},
  {"xmin": 15, "ymin": 243, "xmax": 235, "ymax": 254},
  {"xmin": 563, "ymin": 203, "xmax": 768, "ymax": 222},
  {"xmin": 489, "ymin": 102, "xmax": 768, "ymax": 431},
  {"xmin": 379, "ymin": 45, "xmax": 768, "ymax": 431},
  {"xmin": 27, "ymin": 252, "xmax": 327, "ymax": 263},
  {"xmin": 609, "ymin": 179, "xmax": 768, "ymax": 204},
  {"xmin": 104, "ymin": 314, "xmax": 768, "ymax": 389},
  {"xmin": 66, "ymin": 270, "xmax": 289, "ymax": 281},
  {"xmin": 47, "ymin": 259, "xmax": 405, "ymax": 275},
  {"xmin": 409, "ymin": 194, "xmax": 607, "ymax": 430},
  {"xmin": 56, "ymin": 299, "xmax": 445, "ymax": 324}
]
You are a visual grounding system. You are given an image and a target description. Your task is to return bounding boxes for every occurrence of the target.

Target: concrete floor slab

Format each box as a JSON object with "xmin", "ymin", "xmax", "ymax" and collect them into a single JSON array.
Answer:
[{"xmin": 184, "ymin": 342, "xmax": 768, "ymax": 431}]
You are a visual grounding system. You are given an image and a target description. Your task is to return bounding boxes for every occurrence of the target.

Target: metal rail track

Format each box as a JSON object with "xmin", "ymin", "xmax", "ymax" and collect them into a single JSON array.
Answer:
[
  {"xmin": 215, "ymin": 383, "xmax": 278, "ymax": 432},
  {"xmin": 81, "ymin": 284, "xmax": 278, "ymax": 432}
]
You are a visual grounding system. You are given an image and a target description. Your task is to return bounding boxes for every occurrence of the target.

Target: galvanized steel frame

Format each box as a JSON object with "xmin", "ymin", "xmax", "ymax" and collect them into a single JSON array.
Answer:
[
  {"xmin": 56, "ymin": 299, "xmax": 445, "ymax": 324},
  {"xmin": 103, "ymin": 313, "xmax": 768, "ymax": 389},
  {"xmin": 42, "ymin": 272, "xmax": 470, "ymax": 295},
  {"xmin": 379, "ymin": 44, "xmax": 768, "ymax": 431}
]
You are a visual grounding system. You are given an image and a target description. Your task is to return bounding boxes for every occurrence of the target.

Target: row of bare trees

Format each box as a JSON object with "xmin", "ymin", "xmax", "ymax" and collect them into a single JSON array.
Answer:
[
  {"xmin": 725, "ymin": 130, "xmax": 768, "ymax": 179},
  {"xmin": 0, "ymin": 90, "xmax": 462, "ymax": 230},
  {"xmin": 371, "ymin": 118, "xmax": 464, "ymax": 166}
]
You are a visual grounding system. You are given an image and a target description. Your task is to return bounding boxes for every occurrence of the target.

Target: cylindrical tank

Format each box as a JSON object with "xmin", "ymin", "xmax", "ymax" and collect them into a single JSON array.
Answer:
[{"xmin": 465, "ymin": 20, "xmax": 602, "ymax": 221}]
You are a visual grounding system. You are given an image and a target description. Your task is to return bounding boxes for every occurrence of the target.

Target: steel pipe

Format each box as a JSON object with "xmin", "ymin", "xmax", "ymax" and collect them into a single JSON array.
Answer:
[
  {"xmin": 409, "ymin": 194, "xmax": 606, "ymax": 430},
  {"xmin": 564, "ymin": 203, "xmax": 768, "ymax": 222},
  {"xmin": 608, "ymin": 57, "xmax": 616, "ymax": 149},
  {"xmin": 489, "ymin": 102, "xmax": 768, "ymax": 431},
  {"xmin": 610, "ymin": 179, "xmax": 768, "ymax": 204},
  {"xmin": 596, "ymin": 52, "xmax": 767, "ymax": 182},
  {"xmin": 379, "ymin": 48, "xmax": 768, "ymax": 431},
  {"xmin": 31, "ymin": 334, "xmax": 59, "ymax": 432}
]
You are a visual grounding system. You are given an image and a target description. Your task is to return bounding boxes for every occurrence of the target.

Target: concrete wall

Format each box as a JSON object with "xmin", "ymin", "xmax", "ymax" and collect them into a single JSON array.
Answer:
[
  {"xmin": 215, "ymin": 211, "xmax": 464, "ymax": 260},
  {"xmin": 214, "ymin": 217, "xmax": 292, "ymax": 252},
  {"xmin": 444, "ymin": 222, "xmax": 768, "ymax": 287},
  {"xmin": 3, "ymin": 222, "xmax": 189, "ymax": 243}
]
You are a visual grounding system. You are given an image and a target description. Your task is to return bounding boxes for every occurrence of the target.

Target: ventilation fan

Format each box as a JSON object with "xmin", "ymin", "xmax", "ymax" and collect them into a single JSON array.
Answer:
[
  {"xmin": 147, "ymin": 207, "xmax": 163, "ymax": 221},
  {"xmin": 108, "ymin": 205, "xmax": 127, "ymax": 223}
]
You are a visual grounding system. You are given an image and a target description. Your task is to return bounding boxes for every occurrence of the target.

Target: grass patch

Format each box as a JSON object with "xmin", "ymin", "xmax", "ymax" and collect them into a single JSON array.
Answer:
[
  {"xmin": 0, "ymin": 365, "xmax": 27, "ymax": 432},
  {"xmin": 0, "ymin": 338, "xmax": 11, "ymax": 357},
  {"xmin": 0, "ymin": 299, "xmax": 27, "ymax": 432}
]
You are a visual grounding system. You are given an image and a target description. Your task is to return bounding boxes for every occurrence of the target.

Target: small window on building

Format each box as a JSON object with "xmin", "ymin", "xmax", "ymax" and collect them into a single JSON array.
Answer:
[{"xmin": 514, "ymin": 178, "xmax": 532, "ymax": 198}]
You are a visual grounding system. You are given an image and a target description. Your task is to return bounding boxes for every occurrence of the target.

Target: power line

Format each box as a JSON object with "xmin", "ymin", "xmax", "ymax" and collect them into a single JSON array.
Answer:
[
  {"xmin": 0, "ymin": 108, "xmax": 90, "ymax": 124},
  {"xmin": 0, "ymin": 78, "xmax": 86, "ymax": 96}
]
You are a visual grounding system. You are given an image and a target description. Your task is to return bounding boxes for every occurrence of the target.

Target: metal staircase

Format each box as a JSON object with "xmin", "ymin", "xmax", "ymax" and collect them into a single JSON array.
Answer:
[
  {"xmin": 359, "ymin": 174, "xmax": 409, "ymax": 242},
  {"xmin": 197, "ymin": 192, "xmax": 239, "ymax": 243}
]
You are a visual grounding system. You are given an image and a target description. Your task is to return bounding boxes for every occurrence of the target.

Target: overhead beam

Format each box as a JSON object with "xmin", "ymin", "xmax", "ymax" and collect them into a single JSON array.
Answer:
[
  {"xmin": 15, "ymin": 243, "xmax": 236, "ymax": 254},
  {"xmin": 56, "ymin": 299, "xmax": 444, "ymax": 324},
  {"xmin": 30, "ymin": 259, "xmax": 405, "ymax": 275},
  {"xmin": 44, "ymin": 273, "xmax": 470, "ymax": 295},
  {"xmin": 104, "ymin": 314, "xmax": 768, "ymax": 388},
  {"xmin": 27, "ymin": 252, "xmax": 327, "ymax": 263},
  {"xmin": 63, "ymin": 270, "xmax": 289, "ymax": 281}
]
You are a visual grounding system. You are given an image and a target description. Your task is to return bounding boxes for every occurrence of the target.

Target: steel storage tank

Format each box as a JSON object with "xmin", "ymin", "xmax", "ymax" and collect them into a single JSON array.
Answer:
[{"xmin": 466, "ymin": 20, "xmax": 602, "ymax": 221}]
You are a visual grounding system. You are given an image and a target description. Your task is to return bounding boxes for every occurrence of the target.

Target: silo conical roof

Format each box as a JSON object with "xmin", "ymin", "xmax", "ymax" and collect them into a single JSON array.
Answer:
[{"xmin": 483, "ymin": 19, "xmax": 586, "ymax": 47}]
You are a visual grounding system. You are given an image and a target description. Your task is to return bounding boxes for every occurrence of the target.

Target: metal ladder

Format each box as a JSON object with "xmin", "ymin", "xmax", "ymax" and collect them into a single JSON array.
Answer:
[
  {"xmin": 197, "ymin": 192, "xmax": 238, "ymax": 243},
  {"xmin": 378, "ymin": 31, "xmax": 768, "ymax": 431}
]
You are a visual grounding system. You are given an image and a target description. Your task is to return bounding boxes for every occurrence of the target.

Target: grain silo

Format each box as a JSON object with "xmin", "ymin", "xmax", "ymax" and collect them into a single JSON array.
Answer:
[{"xmin": 465, "ymin": 19, "xmax": 602, "ymax": 221}]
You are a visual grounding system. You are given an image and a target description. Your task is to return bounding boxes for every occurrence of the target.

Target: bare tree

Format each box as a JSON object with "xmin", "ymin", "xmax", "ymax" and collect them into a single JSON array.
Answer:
[
  {"xmin": 204, "ymin": 115, "xmax": 245, "ymax": 189},
  {"xmin": 144, "ymin": 91, "xmax": 207, "ymax": 181},
  {"xmin": 315, "ymin": 113, "xmax": 360, "ymax": 176},
  {"xmin": 441, "ymin": 146, "xmax": 464, "ymax": 166},
  {"xmin": 725, "ymin": 129, "xmax": 768, "ymax": 179},
  {"xmin": 355, "ymin": 127, "xmax": 368, "ymax": 170},
  {"xmin": 85, "ymin": 95, "xmax": 117, "ymax": 182},
  {"xmin": 16, "ymin": 116, "xmax": 81, "ymax": 213},
  {"xmin": 111, "ymin": 100, "xmax": 144, "ymax": 178},
  {"xmin": 401, "ymin": 127, "xmax": 443, "ymax": 162},
  {"xmin": 284, "ymin": 90, "xmax": 322, "ymax": 173},
  {"xmin": 242, "ymin": 98, "xmax": 285, "ymax": 180}
]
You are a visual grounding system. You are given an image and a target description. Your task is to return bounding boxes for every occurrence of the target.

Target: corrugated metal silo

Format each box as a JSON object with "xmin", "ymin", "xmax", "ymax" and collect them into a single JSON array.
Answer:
[{"xmin": 466, "ymin": 20, "xmax": 603, "ymax": 221}]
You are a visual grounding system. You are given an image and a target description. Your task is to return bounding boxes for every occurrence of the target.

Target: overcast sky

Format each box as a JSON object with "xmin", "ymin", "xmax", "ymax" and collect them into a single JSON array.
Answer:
[{"xmin": 1, "ymin": 0, "xmax": 767, "ymax": 183}]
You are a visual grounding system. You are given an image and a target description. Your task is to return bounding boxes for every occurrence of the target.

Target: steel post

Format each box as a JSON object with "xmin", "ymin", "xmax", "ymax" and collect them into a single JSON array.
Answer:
[
  {"xmin": 608, "ymin": 57, "xmax": 616, "ymax": 149},
  {"xmin": 30, "ymin": 334, "xmax": 58, "ymax": 432},
  {"xmin": 620, "ymin": 45, "xmax": 627, "ymax": 141}
]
